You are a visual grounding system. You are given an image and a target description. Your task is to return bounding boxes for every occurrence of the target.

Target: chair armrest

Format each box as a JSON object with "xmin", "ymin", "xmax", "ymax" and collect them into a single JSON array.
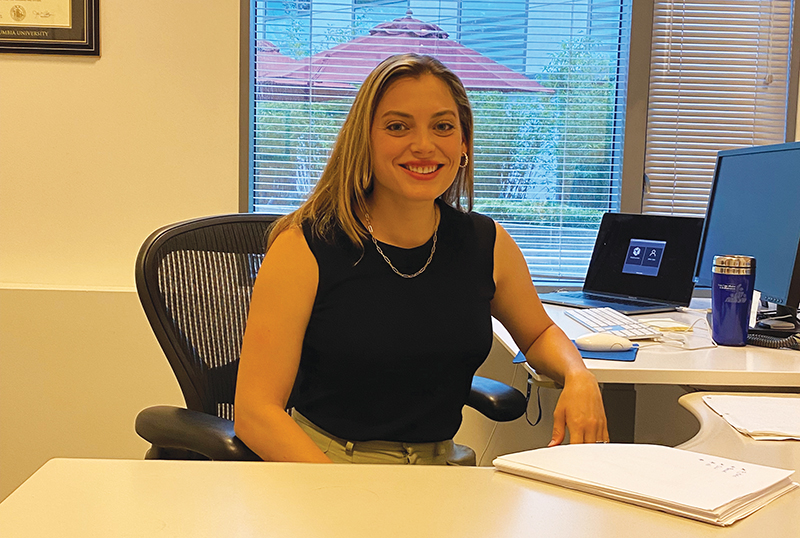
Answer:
[
  {"xmin": 135, "ymin": 405, "xmax": 261, "ymax": 461},
  {"xmin": 467, "ymin": 376, "xmax": 527, "ymax": 422}
]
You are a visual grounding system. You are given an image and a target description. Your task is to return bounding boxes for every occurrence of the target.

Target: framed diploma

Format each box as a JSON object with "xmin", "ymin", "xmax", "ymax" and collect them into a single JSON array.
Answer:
[{"xmin": 0, "ymin": 0, "xmax": 98, "ymax": 55}]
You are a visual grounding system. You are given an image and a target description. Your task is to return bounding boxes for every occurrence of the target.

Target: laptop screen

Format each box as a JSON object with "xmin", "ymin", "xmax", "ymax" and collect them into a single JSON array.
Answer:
[
  {"xmin": 584, "ymin": 213, "xmax": 704, "ymax": 304},
  {"xmin": 622, "ymin": 239, "xmax": 667, "ymax": 277}
]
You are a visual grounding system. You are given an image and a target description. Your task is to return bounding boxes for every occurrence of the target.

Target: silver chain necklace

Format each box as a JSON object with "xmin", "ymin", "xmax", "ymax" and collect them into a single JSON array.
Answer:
[{"xmin": 363, "ymin": 211, "xmax": 438, "ymax": 279}]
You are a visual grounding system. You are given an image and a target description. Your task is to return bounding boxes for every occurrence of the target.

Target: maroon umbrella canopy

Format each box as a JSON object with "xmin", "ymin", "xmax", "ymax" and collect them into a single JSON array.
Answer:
[
  {"xmin": 254, "ymin": 40, "xmax": 355, "ymax": 101},
  {"xmin": 283, "ymin": 11, "xmax": 552, "ymax": 94},
  {"xmin": 255, "ymin": 40, "xmax": 299, "ymax": 78}
]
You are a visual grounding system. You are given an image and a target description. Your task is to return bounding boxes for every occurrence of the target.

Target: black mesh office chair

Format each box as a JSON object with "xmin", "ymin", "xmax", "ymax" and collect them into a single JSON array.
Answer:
[{"xmin": 134, "ymin": 213, "xmax": 526, "ymax": 465}]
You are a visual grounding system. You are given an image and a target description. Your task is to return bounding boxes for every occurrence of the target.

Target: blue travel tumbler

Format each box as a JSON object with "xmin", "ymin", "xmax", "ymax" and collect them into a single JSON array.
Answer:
[{"xmin": 711, "ymin": 255, "xmax": 756, "ymax": 346}]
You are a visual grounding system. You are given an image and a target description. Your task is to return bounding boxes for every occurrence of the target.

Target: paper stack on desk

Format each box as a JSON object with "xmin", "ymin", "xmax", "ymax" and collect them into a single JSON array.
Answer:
[
  {"xmin": 702, "ymin": 394, "xmax": 800, "ymax": 440},
  {"xmin": 493, "ymin": 443, "xmax": 797, "ymax": 526}
]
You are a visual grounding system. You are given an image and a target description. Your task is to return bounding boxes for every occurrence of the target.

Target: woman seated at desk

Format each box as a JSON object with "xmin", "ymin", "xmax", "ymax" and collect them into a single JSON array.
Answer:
[{"xmin": 234, "ymin": 54, "xmax": 608, "ymax": 464}]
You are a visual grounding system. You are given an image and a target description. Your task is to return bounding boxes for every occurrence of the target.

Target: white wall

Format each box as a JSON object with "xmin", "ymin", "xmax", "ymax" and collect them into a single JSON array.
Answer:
[
  {"xmin": 0, "ymin": 288, "xmax": 180, "ymax": 501},
  {"xmin": 0, "ymin": 4, "xmax": 241, "ymax": 289},
  {"xmin": 0, "ymin": 3, "xmax": 242, "ymax": 500}
]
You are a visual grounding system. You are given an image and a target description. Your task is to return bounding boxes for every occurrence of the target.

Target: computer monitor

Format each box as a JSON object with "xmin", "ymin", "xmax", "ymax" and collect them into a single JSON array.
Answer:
[{"xmin": 694, "ymin": 141, "xmax": 800, "ymax": 333}]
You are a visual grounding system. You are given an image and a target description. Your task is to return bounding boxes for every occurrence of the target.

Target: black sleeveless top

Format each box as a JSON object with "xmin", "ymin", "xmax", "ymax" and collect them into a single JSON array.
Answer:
[{"xmin": 295, "ymin": 201, "xmax": 496, "ymax": 442}]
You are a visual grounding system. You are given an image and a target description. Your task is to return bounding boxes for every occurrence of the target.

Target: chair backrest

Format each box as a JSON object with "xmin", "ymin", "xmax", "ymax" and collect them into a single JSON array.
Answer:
[{"xmin": 136, "ymin": 214, "xmax": 278, "ymax": 419}]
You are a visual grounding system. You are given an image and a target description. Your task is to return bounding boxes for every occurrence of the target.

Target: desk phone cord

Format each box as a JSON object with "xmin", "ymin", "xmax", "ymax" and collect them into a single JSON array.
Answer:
[{"xmin": 746, "ymin": 333, "xmax": 800, "ymax": 350}]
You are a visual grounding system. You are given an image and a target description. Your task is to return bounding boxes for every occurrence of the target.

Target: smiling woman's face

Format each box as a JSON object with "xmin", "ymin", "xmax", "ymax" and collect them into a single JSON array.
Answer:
[{"xmin": 369, "ymin": 74, "xmax": 467, "ymax": 207}]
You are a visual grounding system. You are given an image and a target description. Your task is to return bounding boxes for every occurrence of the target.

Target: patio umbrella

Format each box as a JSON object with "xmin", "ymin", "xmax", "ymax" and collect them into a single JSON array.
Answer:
[
  {"xmin": 254, "ymin": 40, "xmax": 355, "ymax": 101},
  {"xmin": 282, "ymin": 10, "xmax": 552, "ymax": 94}
]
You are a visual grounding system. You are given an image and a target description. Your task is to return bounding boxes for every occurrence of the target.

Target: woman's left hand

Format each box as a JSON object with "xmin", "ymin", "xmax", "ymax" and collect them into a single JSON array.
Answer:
[{"xmin": 548, "ymin": 370, "xmax": 608, "ymax": 446}]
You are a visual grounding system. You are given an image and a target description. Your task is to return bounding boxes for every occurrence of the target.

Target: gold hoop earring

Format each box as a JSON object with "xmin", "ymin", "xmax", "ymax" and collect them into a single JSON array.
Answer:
[{"xmin": 459, "ymin": 153, "xmax": 469, "ymax": 169}]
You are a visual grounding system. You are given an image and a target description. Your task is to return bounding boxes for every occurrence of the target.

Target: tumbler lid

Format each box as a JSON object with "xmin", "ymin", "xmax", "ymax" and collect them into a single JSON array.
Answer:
[
  {"xmin": 713, "ymin": 255, "xmax": 755, "ymax": 267},
  {"xmin": 712, "ymin": 255, "xmax": 755, "ymax": 274}
]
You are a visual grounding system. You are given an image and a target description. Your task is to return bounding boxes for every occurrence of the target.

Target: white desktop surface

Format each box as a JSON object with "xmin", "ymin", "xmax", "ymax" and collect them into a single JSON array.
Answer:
[
  {"xmin": 494, "ymin": 303, "xmax": 800, "ymax": 387},
  {"xmin": 677, "ymin": 392, "xmax": 800, "ymax": 474},
  {"xmin": 1, "ymin": 458, "xmax": 798, "ymax": 537}
]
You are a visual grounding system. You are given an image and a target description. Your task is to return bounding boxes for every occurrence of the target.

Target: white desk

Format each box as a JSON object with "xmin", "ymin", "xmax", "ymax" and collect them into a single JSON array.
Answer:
[
  {"xmin": 677, "ymin": 392, "xmax": 800, "ymax": 474},
  {"xmin": 1, "ymin": 458, "xmax": 797, "ymax": 537},
  {"xmin": 497, "ymin": 303, "xmax": 800, "ymax": 387},
  {"xmin": 493, "ymin": 303, "xmax": 800, "ymax": 441}
]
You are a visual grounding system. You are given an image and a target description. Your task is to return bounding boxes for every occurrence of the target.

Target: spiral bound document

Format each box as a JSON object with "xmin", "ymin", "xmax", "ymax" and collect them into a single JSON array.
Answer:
[{"xmin": 493, "ymin": 443, "xmax": 798, "ymax": 526}]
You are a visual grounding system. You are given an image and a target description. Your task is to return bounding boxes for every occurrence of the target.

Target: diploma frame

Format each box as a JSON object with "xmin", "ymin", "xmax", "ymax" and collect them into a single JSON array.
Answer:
[{"xmin": 0, "ymin": 0, "xmax": 99, "ymax": 55}]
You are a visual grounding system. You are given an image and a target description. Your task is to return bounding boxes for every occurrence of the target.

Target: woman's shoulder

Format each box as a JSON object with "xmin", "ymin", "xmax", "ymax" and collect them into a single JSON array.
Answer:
[
  {"xmin": 258, "ymin": 224, "xmax": 318, "ymax": 294},
  {"xmin": 271, "ymin": 222, "xmax": 306, "ymax": 245},
  {"xmin": 267, "ymin": 224, "xmax": 316, "ymax": 264}
]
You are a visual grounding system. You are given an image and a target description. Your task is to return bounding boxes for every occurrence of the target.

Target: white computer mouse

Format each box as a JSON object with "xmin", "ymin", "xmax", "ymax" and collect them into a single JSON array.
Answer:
[{"xmin": 574, "ymin": 332, "xmax": 633, "ymax": 352}]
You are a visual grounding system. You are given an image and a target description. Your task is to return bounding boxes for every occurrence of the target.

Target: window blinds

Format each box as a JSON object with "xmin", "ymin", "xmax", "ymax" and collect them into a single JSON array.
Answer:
[
  {"xmin": 252, "ymin": 1, "xmax": 632, "ymax": 279},
  {"xmin": 642, "ymin": 0, "xmax": 794, "ymax": 216}
]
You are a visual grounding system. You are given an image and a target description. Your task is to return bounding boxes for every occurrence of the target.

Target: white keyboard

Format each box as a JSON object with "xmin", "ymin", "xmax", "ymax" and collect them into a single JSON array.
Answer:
[{"xmin": 565, "ymin": 307, "xmax": 662, "ymax": 340}]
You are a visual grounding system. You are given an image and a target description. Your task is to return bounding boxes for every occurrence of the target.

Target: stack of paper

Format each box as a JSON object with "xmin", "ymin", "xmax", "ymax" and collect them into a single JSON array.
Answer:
[
  {"xmin": 493, "ymin": 443, "xmax": 797, "ymax": 526},
  {"xmin": 702, "ymin": 394, "xmax": 800, "ymax": 440}
]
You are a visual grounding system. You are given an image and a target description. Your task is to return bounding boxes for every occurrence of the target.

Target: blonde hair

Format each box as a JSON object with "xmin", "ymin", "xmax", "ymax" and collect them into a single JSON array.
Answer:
[{"xmin": 266, "ymin": 53, "xmax": 475, "ymax": 249}]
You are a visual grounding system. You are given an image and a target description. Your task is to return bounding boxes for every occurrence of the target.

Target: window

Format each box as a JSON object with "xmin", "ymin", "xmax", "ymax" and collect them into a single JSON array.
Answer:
[
  {"xmin": 249, "ymin": 1, "xmax": 797, "ymax": 281},
  {"xmin": 252, "ymin": 0, "xmax": 632, "ymax": 280},
  {"xmin": 642, "ymin": 0, "xmax": 797, "ymax": 216}
]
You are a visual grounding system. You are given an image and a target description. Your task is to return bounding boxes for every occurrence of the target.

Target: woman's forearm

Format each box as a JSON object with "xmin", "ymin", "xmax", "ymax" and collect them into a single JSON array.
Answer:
[
  {"xmin": 523, "ymin": 322, "xmax": 608, "ymax": 445},
  {"xmin": 523, "ymin": 322, "xmax": 591, "ymax": 384},
  {"xmin": 234, "ymin": 405, "xmax": 332, "ymax": 463}
]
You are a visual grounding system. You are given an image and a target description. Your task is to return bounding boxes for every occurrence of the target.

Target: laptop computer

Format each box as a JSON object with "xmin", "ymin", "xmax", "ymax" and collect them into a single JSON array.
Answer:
[{"xmin": 538, "ymin": 213, "xmax": 704, "ymax": 314}]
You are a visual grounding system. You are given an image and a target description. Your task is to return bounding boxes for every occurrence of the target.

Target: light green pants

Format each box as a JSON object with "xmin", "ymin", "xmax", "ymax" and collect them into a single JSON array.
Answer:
[{"xmin": 292, "ymin": 410, "xmax": 452, "ymax": 465}]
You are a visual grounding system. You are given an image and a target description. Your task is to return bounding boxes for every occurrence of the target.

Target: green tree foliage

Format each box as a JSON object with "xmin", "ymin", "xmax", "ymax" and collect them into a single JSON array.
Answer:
[
  {"xmin": 254, "ymin": 26, "xmax": 615, "ymax": 222},
  {"xmin": 535, "ymin": 35, "xmax": 617, "ymax": 208}
]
